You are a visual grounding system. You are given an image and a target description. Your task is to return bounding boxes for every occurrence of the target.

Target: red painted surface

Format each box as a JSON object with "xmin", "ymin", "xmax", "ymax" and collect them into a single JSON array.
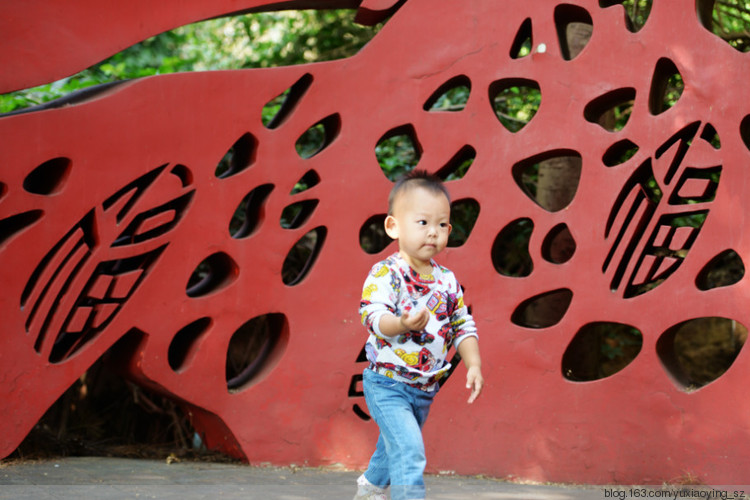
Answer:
[{"xmin": 2, "ymin": 0, "xmax": 750, "ymax": 485}]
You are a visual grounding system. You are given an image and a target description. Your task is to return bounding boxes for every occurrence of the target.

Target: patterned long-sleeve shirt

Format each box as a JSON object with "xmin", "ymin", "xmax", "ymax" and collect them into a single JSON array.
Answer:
[{"xmin": 359, "ymin": 252, "xmax": 478, "ymax": 391}]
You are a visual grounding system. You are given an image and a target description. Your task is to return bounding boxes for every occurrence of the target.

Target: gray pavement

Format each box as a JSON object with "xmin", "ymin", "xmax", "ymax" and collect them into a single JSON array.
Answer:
[{"xmin": 0, "ymin": 456, "xmax": 736, "ymax": 500}]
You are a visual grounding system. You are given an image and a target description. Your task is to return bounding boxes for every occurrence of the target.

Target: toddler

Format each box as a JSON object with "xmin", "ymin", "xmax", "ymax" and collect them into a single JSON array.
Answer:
[{"xmin": 355, "ymin": 170, "xmax": 483, "ymax": 500}]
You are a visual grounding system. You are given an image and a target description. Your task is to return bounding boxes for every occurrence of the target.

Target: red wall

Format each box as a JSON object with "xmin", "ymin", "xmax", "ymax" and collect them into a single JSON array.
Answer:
[{"xmin": 2, "ymin": 0, "xmax": 750, "ymax": 484}]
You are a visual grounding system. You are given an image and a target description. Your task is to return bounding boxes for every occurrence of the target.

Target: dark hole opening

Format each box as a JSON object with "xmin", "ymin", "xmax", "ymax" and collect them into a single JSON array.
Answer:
[
  {"xmin": 215, "ymin": 133, "xmax": 257, "ymax": 179},
  {"xmin": 510, "ymin": 18, "xmax": 533, "ymax": 59},
  {"xmin": 226, "ymin": 313, "xmax": 288, "ymax": 392},
  {"xmin": 448, "ymin": 199, "xmax": 480, "ymax": 248},
  {"xmin": 282, "ymin": 226, "xmax": 327, "ymax": 286},
  {"xmin": 696, "ymin": 249, "xmax": 745, "ymax": 291},
  {"xmin": 603, "ymin": 139, "xmax": 639, "ymax": 167},
  {"xmin": 280, "ymin": 199, "xmax": 319, "ymax": 229},
  {"xmin": 262, "ymin": 73, "xmax": 313, "ymax": 129},
  {"xmin": 656, "ymin": 317, "xmax": 747, "ymax": 391},
  {"xmin": 186, "ymin": 252, "xmax": 239, "ymax": 298},
  {"xmin": 562, "ymin": 322, "xmax": 643, "ymax": 382},
  {"xmin": 649, "ymin": 58, "xmax": 684, "ymax": 116},
  {"xmin": 435, "ymin": 145, "xmax": 475, "ymax": 181},
  {"xmin": 360, "ymin": 214, "xmax": 392, "ymax": 254},
  {"xmin": 290, "ymin": 170, "xmax": 321, "ymax": 194},
  {"xmin": 23, "ymin": 157, "xmax": 71, "ymax": 195},
  {"xmin": 584, "ymin": 88, "xmax": 635, "ymax": 132},
  {"xmin": 11, "ymin": 329, "xmax": 205, "ymax": 460},
  {"xmin": 554, "ymin": 4, "xmax": 593, "ymax": 60},
  {"xmin": 511, "ymin": 289, "xmax": 573, "ymax": 328},
  {"xmin": 295, "ymin": 114, "xmax": 341, "ymax": 159},
  {"xmin": 492, "ymin": 218, "xmax": 533, "ymax": 277},
  {"xmin": 0, "ymin": 210, "xmax": 44, "ymax": 249},
  {"xmin": 229, "ymin": 184, "xmax": 274, "ymax": 239},
  {"xmin": 541, "ymin": 223, "xmax": 576, "ymax": 264},
  {"xmin": 168, "ymin": 317, "xmax": 212, "ymax": 372}
]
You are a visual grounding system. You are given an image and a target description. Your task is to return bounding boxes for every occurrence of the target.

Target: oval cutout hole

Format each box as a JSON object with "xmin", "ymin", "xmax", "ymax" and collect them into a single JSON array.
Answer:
[
  {"xmin": 291, "ymin": 170, "xmax": 320, "ymax": 194},
  {"xmin": 700, "ymin": 122, "xmax": 721, "ymax": 149},
  {"xmin": 360, "ymin": 214, "xmax": 391, "ymax": 254},
  {"xmin": 282, "ymin": 226, "xmax": 327, "ymax": 286},
  {"xmin": 0, "ymin": 210, "xmax": 44, "ymax": 249},
  {"xmin": 584, "ymin": 88, "xmax": 635, "ymax": 132},
  {"xmin": 436, "ymin": 145, "xmax": 475, "ymax": 181},
  {"xmin": 262, "ymin": 73, "xmax": 313, "ymax": 129},
  {"xmin": 562, "ymin": 322, "xmax": 643, "ymax": 382},
  {"xmin": 169, "ymin": 317, "xmax": 211, "ymax": 371},
  {"xmin": 554, "ymin": 4, "xmax": 593, "ymax": 60},
  {"xmin": 448, "ymin": 198, "xmax": 480, "ymax": 247},
  {"xmin": 489, "ymin": 79, "xmax": 541, "ymax": 133},
  {"xmin": 541, "ymin": 223, "xmax": 576, "ymax": 264},
  {"xmin": 215, "ymin": 133, "xmax": 257, "ymax": 179},
  {"xmin": 696, "ymin": 249, "xmax": 745, "ymax": 291},
  {"xmin": 186, "ymin": 252, "xmax": 239, "ymax": 298},
  {"xmin": 649, "ymin": 58, "xmax": 684, "ymax": 116},
  {"xmin": 423, "ymin": 75, "xmax": 471, "ymax": 112},
  {"xmin": 24, "ymin": 157, "xmax": 71, "ymax": 195},
  {"xmin": 281, "ymin": 199, "xmax": 319, "ymax": 229},
  {"xmin": 741, "ymin": 115, "xmax": 750, "ymax": 152},
  {"xmin": 512, "ymin": 150, "xmax": 582, "ymax": 212},
  {"xmin": 229, "ymin": 184, "xmax": 274, "ymax": 239},
  {"xmin": 226, "ymin": 313, "xmax": 289, "ymax": 392},
  {"xmin": 510, "ymin": 18, "xmax": 533, "ymax": 59},
  {"xmin": 295, "ymin": 114, "xmax": 341, "ymax": 159},
  {"xmin": 511, "ymin": 288, "xmax": 572, "ymax": 328},
  {"xmin": 492, "ymin": 218, "xmax": 533, "ymax": 277},
  {"xmin": 603, "ymin": 139, "xmax": 639, "ymax": 167},
  {"xmin": 375, "ymin": 124, "xmax": 422, "ymax": 181},
  {"xmin": 657, "ymin": 317, "xmax": 747, "ymax": 391}
]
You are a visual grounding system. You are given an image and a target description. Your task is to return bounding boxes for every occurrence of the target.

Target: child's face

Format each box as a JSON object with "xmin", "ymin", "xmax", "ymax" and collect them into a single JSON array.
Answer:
[{"xmin": 385, "ymin": 186, "xmax": 452, "ymax": 272}]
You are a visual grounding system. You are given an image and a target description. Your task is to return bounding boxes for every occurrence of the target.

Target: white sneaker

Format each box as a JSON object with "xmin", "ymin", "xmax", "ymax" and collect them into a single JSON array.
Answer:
[{"xmin": 353, "ymin": 474, "xmax": 388, "ymax": 500}]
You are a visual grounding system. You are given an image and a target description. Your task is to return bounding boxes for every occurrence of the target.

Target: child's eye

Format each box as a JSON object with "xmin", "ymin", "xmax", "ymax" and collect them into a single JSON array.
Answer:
[
  {"xmin": 417, "ymin": 220, "xmax": 427, "ymax": 225},
  {"xmin": 440, "ymin": 222, "xmax": 449, "ymax": 228}
]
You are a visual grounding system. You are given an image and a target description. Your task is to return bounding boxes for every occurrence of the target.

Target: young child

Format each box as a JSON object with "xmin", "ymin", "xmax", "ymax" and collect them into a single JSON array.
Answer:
[{"xmin": 355, "ymin": 170, "xmax": 483, "ymax": 500}]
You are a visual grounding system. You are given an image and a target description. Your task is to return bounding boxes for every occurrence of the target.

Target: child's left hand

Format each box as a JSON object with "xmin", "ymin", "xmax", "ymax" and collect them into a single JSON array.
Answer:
[{"xmin": 465, "ymin": 365, "xmax": 484, "ymax": 404}]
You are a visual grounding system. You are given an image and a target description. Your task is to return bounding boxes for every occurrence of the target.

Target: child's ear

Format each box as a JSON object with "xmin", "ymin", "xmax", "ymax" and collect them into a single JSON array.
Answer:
[{"xmin": 384, "ymin": 215, "xmax": 399, "ymax": 239}]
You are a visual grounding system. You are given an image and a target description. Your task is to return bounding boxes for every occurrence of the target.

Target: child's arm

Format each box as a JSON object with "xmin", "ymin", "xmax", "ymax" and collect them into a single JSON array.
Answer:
[
  {"xmin": 377, "ymin": 308, "xmax": 429, "ymax": 337},
  {"xmin": 457, "ymin": 336, "xmax": 483, "ymax": 404}
]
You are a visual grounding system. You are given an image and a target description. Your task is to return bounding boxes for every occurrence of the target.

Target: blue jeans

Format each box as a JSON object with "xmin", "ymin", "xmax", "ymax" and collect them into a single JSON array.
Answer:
[{"xmin": 362, "ymin": 368, "xmax": 436, "ymax": 500}]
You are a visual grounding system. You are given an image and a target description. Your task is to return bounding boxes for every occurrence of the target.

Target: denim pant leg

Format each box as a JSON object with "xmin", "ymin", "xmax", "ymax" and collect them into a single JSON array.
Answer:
[
  {"xmin": 363, "ymin": 432, "xmax": 390, "ymax": 488},
  {"xmin": 362, "ymin": 369, "xmax": 435, "ymax": 500}
]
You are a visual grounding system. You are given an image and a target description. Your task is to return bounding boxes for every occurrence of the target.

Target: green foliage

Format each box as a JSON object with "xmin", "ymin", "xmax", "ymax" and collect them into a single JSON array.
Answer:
[
  {"xmin": 375, "ymin": 134, "xmax": 420, "ymax": 181},
  {"xmin": 295, "ymin": 124, "xmax": 327, "ymax": 159},
  {"xmin": 711, "ymin": 0, "xmax": 750, "ymax": 51},
  {"xmin": 492, "ymin": 85, "xmax": 541, "ymax": 133},
  {"xmin": 0, "ymin": 10, "xmax": 381, "ymax": 113},
  {"xmin": 621, "ymin": 0, "xmax": 653, "ymax": 31},
  {"xmin": 427, "ymin": 86, "xmax": 470, "ymax": 112}
]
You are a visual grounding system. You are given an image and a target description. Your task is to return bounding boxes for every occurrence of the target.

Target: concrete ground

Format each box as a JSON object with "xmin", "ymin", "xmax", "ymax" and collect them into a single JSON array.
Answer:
[{"xmin": 0, "ymin": 456, "xmax": 736, "ymax": 500}]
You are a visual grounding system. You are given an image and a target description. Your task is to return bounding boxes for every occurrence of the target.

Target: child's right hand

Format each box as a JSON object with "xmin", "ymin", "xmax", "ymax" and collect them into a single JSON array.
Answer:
[{"xmin": 399, "ymin": 308, "xmax": 429, "ymax": 332}]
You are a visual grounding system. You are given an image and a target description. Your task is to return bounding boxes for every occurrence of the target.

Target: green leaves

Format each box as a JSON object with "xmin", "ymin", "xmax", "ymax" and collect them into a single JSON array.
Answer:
[{"xmin": 0, "ymin": 10, "xmax": 381, "ymax": 114}]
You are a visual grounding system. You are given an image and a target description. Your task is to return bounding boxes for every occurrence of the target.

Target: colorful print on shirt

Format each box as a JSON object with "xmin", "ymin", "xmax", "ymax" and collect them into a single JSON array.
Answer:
[{"xmin": 359, "ymin": 252, "xmax": 478, "ymax": 391}]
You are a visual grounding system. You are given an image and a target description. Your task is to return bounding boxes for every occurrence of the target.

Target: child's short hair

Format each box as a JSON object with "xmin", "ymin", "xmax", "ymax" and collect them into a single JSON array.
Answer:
[{"xmin": 388, "ymin": 170, "xmax": 451, "ymax": 215}]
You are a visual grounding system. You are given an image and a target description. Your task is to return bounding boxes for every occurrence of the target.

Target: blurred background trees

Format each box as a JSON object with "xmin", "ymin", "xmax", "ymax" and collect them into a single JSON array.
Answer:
[{"xmin": 0, "ymin": 9, "xmax": 381, "ymax": 113}]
